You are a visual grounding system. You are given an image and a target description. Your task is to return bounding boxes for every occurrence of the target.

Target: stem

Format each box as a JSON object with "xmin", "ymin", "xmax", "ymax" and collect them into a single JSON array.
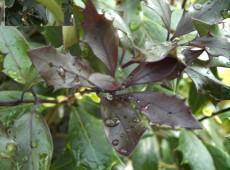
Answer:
[
  {"xmin": 159, "ymin": 162, "xmax": 178, "ymax": 170},
  {"xmin": 199, "ymin": 107, "xmax": 230, "ymax": 121},
  {"xmin": 0, "ymin": 99, "xmax": 58, "ymax": 107},
  {"xmin": 182, "ymin": 0, "xmax": 187, "ymax": 9}
]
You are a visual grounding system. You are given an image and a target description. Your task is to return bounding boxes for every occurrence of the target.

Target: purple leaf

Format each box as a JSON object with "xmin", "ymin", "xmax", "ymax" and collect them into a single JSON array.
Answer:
[
  {"xmin": 82, "ymin": 0, "xmax": 119, "ymax": 77},
  {"xmin": 121, "ymin": 92, "xmax": 202, "ymax": 129},
  {"xmin": 88, "ymin": 73, "xmax": 120, "ymax": 91},
  {"xmin": 183, "ymin": 49, "xmax": 204, "ymax": 65},
  {"xmin": 189, "ymin": 35, "xmax": 230, "ymax": 60},
  {"xmin": 122, "ymin": 57, "xmax": 185, "ymax": 88},
  {"xmin": 28, "ymin": 46, "xmax": 93, "ymax": 90},
  {"xmin": 101, "ymin": 97, "xmax": 147, "ymax": 156}
]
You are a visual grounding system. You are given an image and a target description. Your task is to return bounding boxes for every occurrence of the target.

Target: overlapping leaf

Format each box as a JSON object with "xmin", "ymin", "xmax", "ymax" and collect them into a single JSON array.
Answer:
[
  {"xmin": 11, "ymin": 109, "xmax": 53, "ymax": 170},
  {"xmin": 176, "ymin": 130, "xmax": 215, "ymax": 170},
  {"xmin": 28, "ymin": 46, "xmax": 93, "ymax": 90},
  {"xmin": 183, "ymin": 49, "xmax": 204, "ymax": 65},
  {"xmin": 101, "ymin": 97, "xmax": 147, "ymax": 156},
  {"xmin": 172, "ymin": 0, "xmax": 230, "ymax": 39},
  {"xmin": 88, "ymin": 73, "xmax": 119, "ymax": 91},
  {"xmin": 144, "ymin": 0, "xmax": 172, "ymax": 39},
  {"xmin": 185, "ymin": 66, "xmax": 230, "ymax": 104},
  {"xmin": 189, "ymin": 35, "xmax": 230, "ymax": 60},
  {"xmin": 121, "ymin": 92, "xmax": 202, "ymax": 129},
  {"xmin": 122, "ymin": 57, "xmax": 185, "ymax": 88},
  {"xmin": 82, "ymin": 0, "xmax": 118, "ymax": 77},
  {"xmin": 67, "ymin": 105, "xmax": 121, "ymax": 169}
]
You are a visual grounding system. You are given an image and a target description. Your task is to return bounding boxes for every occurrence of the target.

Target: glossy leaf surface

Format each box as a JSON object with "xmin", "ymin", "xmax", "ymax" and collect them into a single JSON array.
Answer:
[
  {"xmin": 11, "ymin": 110, "xmax": 53, "ymax": 170},
  {"xmin": 122, "ymin": 57, "xmax": 185, "ymax": 88},
  {"xmin": 145, "ymin": 0, "xmax": 172, "ymax": 37},
  {"xmin": 82, "ymin": 0, "xmax": 118, "ymax": 76},
  {"xmin": 68, "ymin": 105, "xmax": 121, "ymax": 169},
  {"xmin": 101, "ymin": 97, "xmax": 147, "ymax": 156},
  {"xmin": 0, "ymin": 26, "xmax": 32, "ymax": 84},
  {"xmin": 185, "ymin": 66, "xmax": 230, "ymax": 104},
  {"xmin": 28, "ymin": 46, "xmax": 93, "ymax": 90},
  {"xmin": 176, "ymin": 130, "xmax": 215, "ymax": 170},
  {"xmin": 189, "ymin": 35, "xmax": 230, "ymax": 60},
  {"xmin": 121, "ymin": 92, "xmax": 202, "ymax": 129}
]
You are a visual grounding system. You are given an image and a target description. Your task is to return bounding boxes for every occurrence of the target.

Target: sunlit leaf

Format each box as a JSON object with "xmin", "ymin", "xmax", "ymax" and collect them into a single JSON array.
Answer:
[
  {"xmin": 68, "ymin": 105, "xmax": 121, "ymax": 169},
  {"xmin": 88, "ymin": 73, "xmax": 120, "ymax": 91},
  {"xmin": 176, "ymin": 130, "xmax": 215, "ymax": 170},
  {"xmin": 82, "ymin": 0, "xmax": 118, "ymax": 76},
  {"xmin": 0, "ymin": 26, "xmax": 34, "ymax": 84},
  {"xmin": 101, "ymin": 97, "xmax": 147, "ymax": 156},
  {"xmin": 144, "ymin": 0, "xmax": 172, "ymax": 39},
  {"xmin": 28, "ymin": 46, "xmax": 93, "ymax": 90},
  {"xmin": 122, "ymin": 57, "xmax": 185, "ymax": 88},
  {"xmin": 63, "ymin": 26, "xmax": 78, "ymax": 49},
  {"xmin": 121, "ymin": 92, "xmax": 202, "ymax": 129},
  {"xmin": 185, "ymin": 66, "xmax": 230, "ymax": 104},
  {"xmin": 11, "ymin": 109, "xmax": 53, "ymax": 170},
  {"xmin": 189, "ymin": 34, "xmax": 230, "ymax": 60}
]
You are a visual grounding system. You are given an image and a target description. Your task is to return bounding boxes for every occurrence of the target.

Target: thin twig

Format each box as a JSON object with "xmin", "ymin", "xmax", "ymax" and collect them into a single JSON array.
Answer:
[
  {"xmin": 0, "ymin": 99, "xmax": 58, "ymax": 107},
  {"xmin": 182, "ymin": 0, "xmax": 187, "ymax": 9},
  {"xmin": 199, "ymin": 107, "xmax": 230, "ymax": 121}
]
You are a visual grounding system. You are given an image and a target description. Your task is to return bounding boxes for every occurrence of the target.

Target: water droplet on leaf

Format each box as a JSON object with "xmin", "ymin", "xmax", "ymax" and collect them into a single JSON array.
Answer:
[
  {"xmin": 31, "ymin": 140, "xmax": 38, "ymax": 148},
  {"xmin": 168, "ymin": 111, "xmax": 173, "ymax": 114},
  {"xmin": 193, "ymin": 3, "xmax": 203, "ymax": 10},
  {"xmin": 106, "ymin": 93, "xmax": 113, "ymax": 100},
  {"xmin": 119, "ymin": 148, "xmax": 128, "ymax": 155},
  {"xmin": 104, "ymin": 116, "xmax": 120, "ymax": 127},
  {"xmin": 221, "ymin": 9, "xmax": 230, "ymax": 19},
  {"xmin": 132, "ymin": 117, "xmax": 141, "ymax": 123},
  {"xmin": 112, "ymin": 139, "xmax": 119, "ymax": 146},
  {"xmin": 129, "ymin": 21, "xmax": 140, "ymax": 31},
  {"xmin": 6, "ymin": 143, "xmax": 16, "ymax": 153},
  {"xmin": 22, "ymin": 156, "xmax": 29, "ymax": 163}
]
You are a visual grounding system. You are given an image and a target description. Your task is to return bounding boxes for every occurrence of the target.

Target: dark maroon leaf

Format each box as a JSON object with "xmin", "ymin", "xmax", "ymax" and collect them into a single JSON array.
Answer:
[
  {"xmin": 101, "ymin": 97, "xmax": 147, "ymax": 156},
  {"xmin": 185, "ymin": 66, "xmax": 230, "ymax": 104},
  {"xmin": 88, "ymin": 73, "xmax": 120, "ymax": 91},
  {"xmin": 82, "ymin": 0, "xmax": 119, "ymax": 77},
  {"xmin": 28, "ymin": 46, "xmax": 93, "ymax": 90},
  {"xmin": 122, "ymin": 57, "xmax": 185, "ymax": 88},
  {"xmin": 121, "ymin": 92, "xmax": 202, "ymax": 129},
  {"xmin": 183, "ymin": 49, "xmax": 204, "ymax": 65},
  {"xmin": 189, "ymin": 35, "xmax": 230, "ymax": 60},
  {"xmin": 171, "ymin": 0, "xmax": 229, "ymax": 39},
  {"xmin": 171, "ymin": 11, "xmax": 195, "ymax": 40}
]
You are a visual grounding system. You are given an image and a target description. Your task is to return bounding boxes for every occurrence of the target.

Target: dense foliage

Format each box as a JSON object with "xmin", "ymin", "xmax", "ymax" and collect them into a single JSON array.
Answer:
[{"xmin": 0, "ymin": 0, "xmax": 230, "ymax": 169}]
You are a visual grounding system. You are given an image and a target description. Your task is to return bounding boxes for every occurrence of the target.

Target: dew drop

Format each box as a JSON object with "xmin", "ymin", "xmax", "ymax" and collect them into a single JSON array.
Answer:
[
  {"xmin": 112, "ymin": 139, "xmax": 119, "ymax": 146},
  {"xmin": 104, "ymin": 116, "xmax": 120, "ymax": 127},
  {"xmin": 119, "ymin": 148, "xmax": 128, "ymax": 155},
  {"xmin": 193, "ymin": 3, "xmax": 203, "ymax": 10},
  {"xmin": 126, "ymin": 128, "xmax": 131, "ymax": 132},
  {"xmin": 106, "ymin": 93, "xmax": 113, "ymax": 100},
  {"xmin": 120, "ymin": 85, "xmax": 126, "ymax": 90},
  {"xmin": 168, "ymin": 111, "xmax": 173, "ymax": 114},
  {"xmin": 221, "ymin": 9, "xmax": 230, "ymax": 19},
  {"xmin": 143, "ymin": 103, "xmax": 150, "ymax": 110},
  {"xmin": 31, "ymin": 140, "xmax": 38, "ymax": 148},
  {"xmin": 6, "ymin": 143, "xmax": 16, "ymax": 153},
  {"xmin": 120, "ymin": 133, "xmax": 124, "ymax": 138},
  {"xmin": 48, "ymin": 63, "xmax": 54, "ymax": 67},
  {"xmin": 206, "ymin": 70, "xmax": 210, "ymax": 74},
  {"xmin": 22, "ymin": 156, "xmax": 29, "ymax": 163},
  {"xmin": 132, "ymin": 117, "xmax": 141, "ymax": 123}
]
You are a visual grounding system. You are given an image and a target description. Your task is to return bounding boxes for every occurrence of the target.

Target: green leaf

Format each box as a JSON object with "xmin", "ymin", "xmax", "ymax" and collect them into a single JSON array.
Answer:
[
  {"xmin": 67, "ymin": 104, "xmax": 121, "ymax": 169},
  {"xmin": 192, "ymin": 19, "xmax": 221, "ymax": 37},
  {"xmin": 50, "ymin": 149, "xmax": 75, "ymax": 170},
  {"xmin": 176, "ymin": 130, "xmax": 215, "ymax": 170},
  {"xmin": 226, "ymin": 134, "xmax": 230, "ymax": 140},
  {"xmin": 0, "ymin": 27, "xmax": 32, "ymax": 84},
  {"xmin": 11, "ymin": 109, "xmax": 53, "ymax": 170},
  {"xmin": 185, "ymin": 66, "xmax": 230, "ymax": 104},
  {"xmin": 5, "ymin": 0, "xmax": 15, "ymax": 8},
  {"xmin": 36, "ymin": 0, "xmax": 64, "ymax": 24},
  {"xmin": 43, "ymin": 27, "xmax": 63, "ymax": 48},
  {"xmin": 63, "ymin": 26, "xmax": 78, "ymax": 49},
  {"xmin": 131, "ymin": 135, "xmax": 159, "ymax": 170},
  {"xmin": 205, "ymin": 144, "xmax": 230, "ymax": 170}
]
